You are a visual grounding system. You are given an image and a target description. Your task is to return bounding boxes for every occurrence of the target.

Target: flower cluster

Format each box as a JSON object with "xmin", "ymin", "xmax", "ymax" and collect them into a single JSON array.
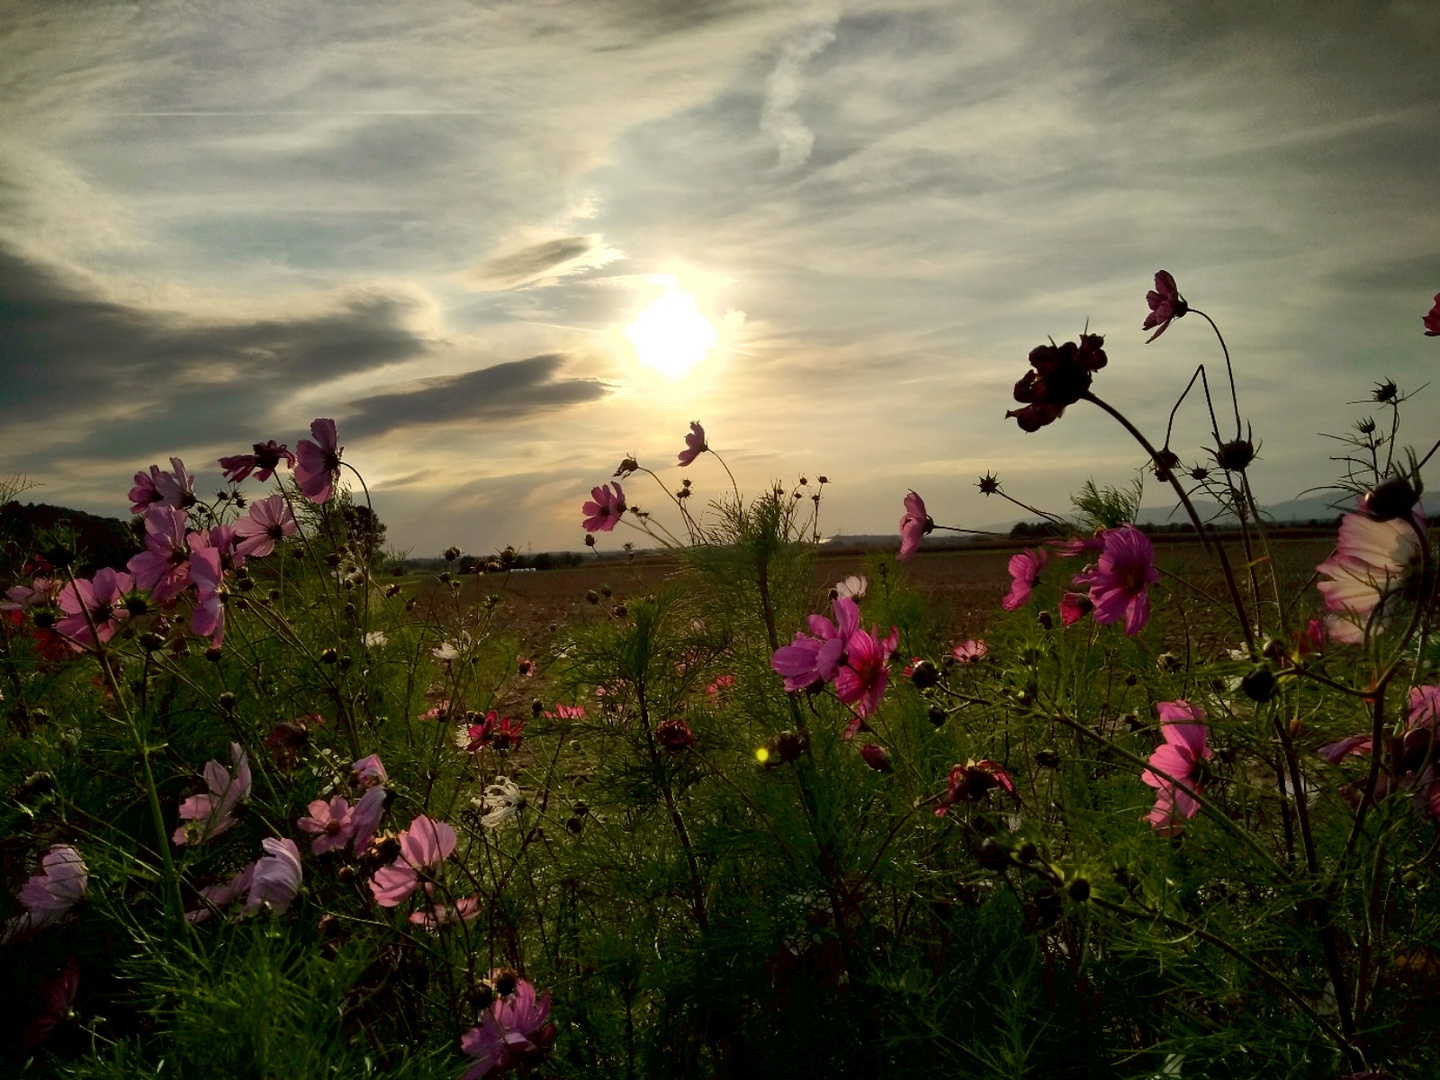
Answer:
[
  {"xmin": 770, "ymin": 595, "xmax": 899, "ymax": 737},
  {"xmin": 1006, "ymin": 333, "xmax": 1108, "ymax": 432}
]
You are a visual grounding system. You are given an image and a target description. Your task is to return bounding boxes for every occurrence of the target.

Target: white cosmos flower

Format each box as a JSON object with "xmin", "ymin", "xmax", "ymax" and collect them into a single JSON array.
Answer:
[{"xmin": 472, "ymin": 776, "xmax": 524, "ymax": 829}]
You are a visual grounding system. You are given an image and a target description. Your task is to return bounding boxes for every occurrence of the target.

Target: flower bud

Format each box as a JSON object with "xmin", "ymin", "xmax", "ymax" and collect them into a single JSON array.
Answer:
[
  {"xmin": 1361, "ymin": 476, "xmax": 1420, "ymax": 522},
  {"xmin": 1034, "ymin": 749, "xmax": 1060, "ymax": 768},
  {"xmin": 909, "ymin": 659, "xmax": 940, "ymax": 689},
  {"xmin": 927, "ymin": 705, "xmax": 948, "ymax": 727},
  {"xmin": 321, "ymin": 648, "xmax": 338, "ymax": 664},
  {"xmin": 975, "ymin": 837, "xmax": 1010, "ymax": 871},
  {"xmin": 204, "ymin": 646, "xmax": 222, "ymax": 662},
  {"xmin": 1240, "ymin": 664, "xmax": 1277, "ymax": 702},
  {"xmin": 1212, "ymin": 438, "xmax": 1256, "ymax": 472},
  {"xmin": 140, "ymin": 632, "xmax": 166, "ymax": 652},
  {"xmin": 1066, "ymin": 877, "xmax": 1091, "ymax": 903},
  {"xmin": 858, "ymin": 743, "xmax": 891, "ymax": 772},
  {"xmin": 1036, "ymin": 610, "xmax": 1053, "ymax": 631},
  {"xmin": 218, "ymin": 691, "xmax": 237, "ymax": 711}
]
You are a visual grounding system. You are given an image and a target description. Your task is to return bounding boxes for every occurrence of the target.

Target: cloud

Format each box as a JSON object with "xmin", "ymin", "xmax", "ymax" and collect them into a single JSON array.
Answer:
[
  {"xmin": 759, "ymin": 11, "xmax": 838, "ymax": 172},
  {"xmin": 462, "ymin": 235, "xmax": 613, "ymax": 290},
  {"xmin": 343, "ymin": 354, "xmax": 608, "ymax": 437}
]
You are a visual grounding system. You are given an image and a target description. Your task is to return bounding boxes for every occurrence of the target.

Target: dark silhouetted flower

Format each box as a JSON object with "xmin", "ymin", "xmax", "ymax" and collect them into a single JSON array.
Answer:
[
  {"xmin": 1142, "ymin": 270, "xmax": 1188, "ymax": 342},
  {"xmin": 219, "ymin": 440, "xmax": 296, "ymax": 484},
  {"xmin": 1006, "ymin": 334, "xmax": 1107, "ymax": 431},
  {"xmin": 677, "ymin": 421, "xmax": 708, "ymax": 467},
  {"xmin": 293, "ymin": 419, "xmax": 343, "ymax": 504},
  {"xmin": 581, "ymin": 483, "xmax": 627, "ymax": 532}
]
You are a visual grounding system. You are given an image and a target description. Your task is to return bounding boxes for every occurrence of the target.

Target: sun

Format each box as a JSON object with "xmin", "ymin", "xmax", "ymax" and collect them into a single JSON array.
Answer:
[{"xmin": 625, "ymin": 284, "xmax": 718, "ymax": 380}]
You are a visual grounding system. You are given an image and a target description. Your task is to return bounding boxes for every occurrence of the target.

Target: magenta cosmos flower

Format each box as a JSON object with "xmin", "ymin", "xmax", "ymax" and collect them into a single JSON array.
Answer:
[
  {"xmin": 771, "ymin": 596, "xmax": 860, "ymax": 691},
  {"xmin": 1142, "ymin": 701, "xmax": 1211, "ymax": 834},
  {"xmin": 1078, "ymin": 524, "xmax": 1158, "ymax": 636},
  {"xmin": 1316, "ymin": 511, "xmax": 1424, "ymax": 644},
  {"xmin": 581, "ymin": 482, "xmax": 626, "ymax": 532},
  {"xmin": 56, "ymin": 568, "xmax": 134, "ymax": 650},
  {"xmin": 218, "ymin": 440, "xmax": 296, "ymax": 484},
  {"xmin": 677, "ymin": 421, "xmax": 708, "ymax": 467},
  {"xmin": 173, "ymin": 744, "xmax": 251, "ymax": 845},
  {"xmin": 836, "ymin": 622, "xmax": 899, "ymax": 734},
  {"xmin": 935, "ymin": 760, "xmax": 1016, "ymax": 817},
  {"xmin": 233, "ymin": 494, "xmax": 298, "ymax": 559},
  {"xmin": 128, "ymin": 458, "xmax": 196, "ymax": 514},
  {"xmin": 293, "ymin": 418, "xmax": 343, "ymax": 504},
  {"xmin": 187, "ymin": 546, "xmax": 226, "ymax": 647},
  {"xmin": 1002, "ymin": 548, "xmax": 1046, "ymax": 611},
  {"xmin": 460, "ymin": 977, "xmax": 554, "ymax": 1080},
  {"xmin": 897, "ymin": 490, "xmax": 933, "ymax": 562},
  {"xmin": 1424, "ymin": 292, "xmax": 1440, "ymax": 337},
  {"xmin": 127, "ymin": 505, "xmax": 192, "ymax": 603},
  {"xmin": 370, "ymin": 815, "xmax": 457, "ymax": 907},
  {"xmin": 4, "ymin": 846, "xmax": 88, "ymax": 940},
  {"xmin": 1059, "ymin": 591, "xmax": 1094, "ymax": 627},
  {"xmin": 1142, "ymin": 270, "xmax": 1189, "ymax": 343}
]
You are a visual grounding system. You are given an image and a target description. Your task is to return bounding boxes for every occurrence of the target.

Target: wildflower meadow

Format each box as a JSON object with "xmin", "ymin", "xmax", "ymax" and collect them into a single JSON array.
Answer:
[{"xmin": 5, "ymin": 278, "xmax": 1440, "ymax": 1079}]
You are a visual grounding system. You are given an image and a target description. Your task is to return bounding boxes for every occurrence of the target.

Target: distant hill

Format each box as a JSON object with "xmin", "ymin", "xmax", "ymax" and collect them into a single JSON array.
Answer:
[{"xmin": 0, "ymin": 501, "xmax": 141, "ymax": 576}]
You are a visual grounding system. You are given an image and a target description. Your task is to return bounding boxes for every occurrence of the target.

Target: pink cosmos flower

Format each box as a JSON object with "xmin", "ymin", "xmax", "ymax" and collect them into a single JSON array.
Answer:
[
  {"xmin": 297, "ymin": 797, "xmax": 358, "ymax": 855},
  {"xmin": 771, "ymin": 596, "xmax": 860, "ymax": 691},
  {"xmin": 1081, "ymin": 524, "xmax": 1158, "ymax": 636},
  {"xmin": 369, "ymin": 815, "xmax": 457, "ymax": 907},
  {"xmin": 188, "ymin": 546, "xmax": 226, "ymax": 647},
  {"xmin": 1059, "ymin": 591, "xmax": 1094, "ymax": 627},
  {"xmin": 706, "ymin": 673, "xmax": 736, "ymax": 695},
  {"xmin": 245, "ymin": 838, "xmax": 303, "ymax": 914},
  {"xmin": 233, "ymin": 495, "xmax": 298, "ymax": 559},
  {"xmin": 677, "ymin": 421, "xmax": 708, "ymax": 467},
  {"xmin": 1001, "ymin": 548, "xmax": 1046, "ymax": 611},
  {"xmin": 409, "ymin": 888, "xmax": 481, "ymax": 930},
  {"xmin": 835, "ymin": 622, "xmax": 899, "ymax": 734},
  {"xmin": 348, "ymin": 785, "xmax": 388, "ymax": 853},
  {"xmin": 218, "ymin": 440, "xmax": 296, "ymax": 484},
  {"xmin": 56, "ymin": 568, "xmax": 134, "ymax": 650},
  {"xmin": 3, "ymin": 846, "xmax": 88, "ymax": 940},
  {"xmin": 352, "ymin": 753, "xmax": 388, "ymax": 788},
  {"xmin": 543, "ymin": 703, "xmax": 587, "ymax": 720},
  {"xmin": 1424, "ymin": 292, "xmax": 1440, "ymax": 337},
  {"xmin": 127, "ymin": 505, "xmax": 192, "ymax": 603},
  {"xmin": 1142, "ymin": 270, "xmax": 1188, "ymax": 342},
  {"xmin": 185, "ymin": 863, "xmax": 256, "ymax": 925},
  {"xmin": 897, "ymin": 490, "xmax": 933, "ymax": 561},
  {"xmin": 173, "ymin": 744, "xmax": 251, "ymax": 845},
  {"xmin": 155, "ymin": 457, "xmax": 197, "ymax": 509},
  {"xmin": 2, "ymin": 578, "xmax": 57, "ymax": 612},
  {"xmin": 128, "ymin": 465, "xmax": 166, "ymax": 514},
  {"xmin": 293, "ymin": 418, "xmax": 343, "ymax": 505},
  {"xmin": 952, "ymin": 639, "xmax": 987, "ymax": 663},
  {"xmin": 935, "ymin": 760, "xmax": 1016, "ymax": 817},
  {"xmin": 581, "ymin": 482, "xmax": 627, "ymax": 532},
  {"xmin": 464, "ymin": 712, "xmax": 525, "ymax": 753},
  {"xmin": 1049, "ymin": 534, "xmax": 1105, "ymax": 558},
  {"xmin": 1142, "ymin": 701, "xmax": 1211, "ymax": 834},
  {"xmin": 460, "ymin": 978, "xmax": 553, "ymax": 1080},
  {"xmin": 1316, "ymin": 512, "xmax": 1424, "ymax": 644}
]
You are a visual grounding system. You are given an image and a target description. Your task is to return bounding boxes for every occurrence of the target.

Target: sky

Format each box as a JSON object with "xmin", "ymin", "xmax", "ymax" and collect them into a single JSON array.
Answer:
[{"xmin": 2, "ymin": 0, "xmax": 1439, "ymax": 557}]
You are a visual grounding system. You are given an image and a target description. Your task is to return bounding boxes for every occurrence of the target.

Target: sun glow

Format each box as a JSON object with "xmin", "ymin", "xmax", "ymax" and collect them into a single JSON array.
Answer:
[{"xmin": 625, "ymin": 284, "xmax": 718, "ymax": 380}]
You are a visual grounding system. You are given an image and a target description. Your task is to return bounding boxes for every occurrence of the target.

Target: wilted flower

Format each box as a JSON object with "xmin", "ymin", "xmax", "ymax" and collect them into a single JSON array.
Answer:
[
  {"xmin": 3, "ymin": 846, "xmax": 88, "ymax": 940},
  {"xmin": 1006, "ymin": 333, "xmax": 1107, "ymax": 432},
  {"xmin": 897, "ymin": 490, "xmax": 933, "ymax": 561},
  {"xmin": 654, "ymin": 717, "xmax": 695, "ymax": 751},
  {"xmin": 1316, "ymin": 512, "xmax": 1423, "ymax": 644},
  {"xmin": 977, "ymin": 472, "xmax": 1001, "ymax": 495},
  {"xmin": 22, "ymin": 955, "xmax": 80, "ymax": 1051},
  {"xmin": 1002, "ymin": 548, "xmax": 1046, "ymax": 611},
  {"xmin": 1142, "ymin": 270, "xmax": 1188, "ymax": 343},
  {"xmin": 246, "ymin": 838, "xmax": 303, "ymax": 915},
  {"xmin": 233, "ymin": 495, "xmax": 298, "ymax": 559},
  {"xmin": 1142, "ymin": 701, "xmax": 1211, "ymax": 835},
  {"xmin": 459, "ymin": 976, "xmax": 553, "ymax": 1080},
  {"xmin": 677, "ymin": 421, "xmax": 708, "ymax": 467},
  {"xmin": 293, "ymin": 419, "xmax": 343, "ymax": 505},
  {"xmin": 1078, "ymin": 524, "xmax": 1158, "ymax": 636},
  {"xmin": 352, "ymin": 753, "xmax": 388, "ymax": 787},
  {"xmin": 218, "ymin": 440, "xmax": 296, "ymax": 484},
  {"xmin": 174, "ymin": 744, "xmax": 251, "ymax": 845},
  {"xmin": 1424, "ymin": 292, "xmax": 1440, "ymax": 337},
  {"xmin": 370, "ymin": 815, "xmax": 457, "ymax": 907},
  {"xmin": 935, "ymin": 760, "xmax": 1016, "ymax": 816},
  {"xmin": 474, "ymin": 777, "xmax": 525, "ymax": 829},
  {"xmin": 185, "ymin": 864, "xmax": 255, "ymax": 926},
  {"xmin": 581, "ymin": 482, "xmax": 627, "ymax": 532}
]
